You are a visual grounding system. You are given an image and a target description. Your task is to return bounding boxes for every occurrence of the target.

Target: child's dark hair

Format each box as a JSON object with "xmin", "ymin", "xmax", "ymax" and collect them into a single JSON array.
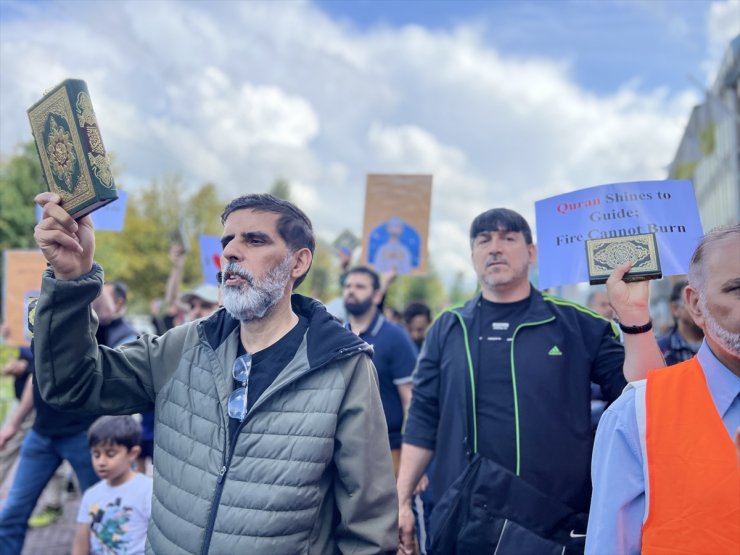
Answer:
[{"xmin": 88, "ymin": 415, "xmax": 142, "ymax": 451}]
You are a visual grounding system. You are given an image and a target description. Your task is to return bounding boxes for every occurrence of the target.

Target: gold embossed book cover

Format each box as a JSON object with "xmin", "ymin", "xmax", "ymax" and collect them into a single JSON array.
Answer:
[
  {"xmin": 585, "ymin": 233, "xmax": 662, "ymax": 285},
  {"xmin": 27, "ymin": 79, "xmax": 118, "ymax": 219}
]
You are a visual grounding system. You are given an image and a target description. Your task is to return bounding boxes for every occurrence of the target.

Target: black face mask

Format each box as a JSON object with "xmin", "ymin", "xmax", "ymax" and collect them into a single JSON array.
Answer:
[{"xmin": 344, "ymin": 297, "xmax": 375, "ymax": 316}]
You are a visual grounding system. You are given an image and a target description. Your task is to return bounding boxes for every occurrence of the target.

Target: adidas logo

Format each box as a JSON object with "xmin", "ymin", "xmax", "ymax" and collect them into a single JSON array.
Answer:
[{"xmin": 548, "ymin": 345, "xmax": 562, "ymax": 356}]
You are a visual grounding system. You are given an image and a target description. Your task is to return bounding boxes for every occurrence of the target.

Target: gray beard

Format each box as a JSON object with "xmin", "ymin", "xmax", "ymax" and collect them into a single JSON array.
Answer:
[
  {"xmin": 700, "ymin": 294, "xmax": 740, "ymax": 356},
  {"xmin": 221, "ymin": 254, "xmax": 293, "ymax": 322}
]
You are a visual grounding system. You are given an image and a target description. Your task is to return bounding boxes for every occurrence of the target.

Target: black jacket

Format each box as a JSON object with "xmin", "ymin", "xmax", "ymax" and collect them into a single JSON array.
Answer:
[{"xmin": 403, "ymin": 287, "xmax": 625, "ymax": 513}]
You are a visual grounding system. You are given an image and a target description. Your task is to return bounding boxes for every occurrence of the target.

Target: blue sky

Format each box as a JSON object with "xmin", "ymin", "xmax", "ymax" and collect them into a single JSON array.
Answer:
[
  {"xmin": 317, "ymin": 0, "xmax": 712, "ymax": 94},
  {"xmin": 1, "ymin": 0, "xmax": 737, "ymax": 286}
]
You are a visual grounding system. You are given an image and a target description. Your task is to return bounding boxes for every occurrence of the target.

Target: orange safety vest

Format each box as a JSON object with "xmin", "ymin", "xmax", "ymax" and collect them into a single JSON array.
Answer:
[{"xmin": 642, "ymin": 356, "xmax": 740, "ymax": 555}]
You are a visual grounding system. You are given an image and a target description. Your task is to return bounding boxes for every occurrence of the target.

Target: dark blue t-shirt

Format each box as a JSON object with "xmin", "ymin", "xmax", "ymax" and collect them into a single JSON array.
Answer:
[{"xmin": 349, "ymin": 312, "xmax": 418, "ymax": 449}]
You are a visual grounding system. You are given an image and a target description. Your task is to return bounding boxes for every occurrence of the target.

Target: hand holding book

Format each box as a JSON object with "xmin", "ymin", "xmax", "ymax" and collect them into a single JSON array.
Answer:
[{"xmin": 33, "ymin": 192, "xmax": 95, "ymax": 280}]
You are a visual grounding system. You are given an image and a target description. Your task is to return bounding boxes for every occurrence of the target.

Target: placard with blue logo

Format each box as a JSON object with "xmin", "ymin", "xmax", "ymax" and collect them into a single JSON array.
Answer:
[{"xmin": 534, "ymin": 180, "xmax": 703, "ymax": 289}]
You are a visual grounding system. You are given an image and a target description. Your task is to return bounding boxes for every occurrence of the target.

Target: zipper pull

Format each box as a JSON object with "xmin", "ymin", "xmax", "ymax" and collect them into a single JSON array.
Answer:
[{"xmin": 217, "ymin": 465, "xmax": 227, "ymax": 484}]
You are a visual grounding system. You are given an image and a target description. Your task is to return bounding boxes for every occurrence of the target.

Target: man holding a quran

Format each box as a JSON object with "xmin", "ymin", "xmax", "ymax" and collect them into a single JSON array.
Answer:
[
  {"xmin": 26, "ymin": 80, "xmax": 397, "ymax": 553},
  {"xmin": 586, "ymin": 224, "xmax": 740, "ymax": 555},
  {"xmin": 396, "ymin": 207, "xmax": 666, "ymax": 555},
  {"xmin": 30, "ymin": 191, "xmax": 398, "ymax": 554}
]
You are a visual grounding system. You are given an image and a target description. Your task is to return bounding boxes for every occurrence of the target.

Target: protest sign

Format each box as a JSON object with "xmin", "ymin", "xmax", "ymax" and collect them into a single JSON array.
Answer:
[
  {"xmin": 199, "ymin": 235, "xmax": 222, "ymax": 286},
  {"xmin": 35, "ymin": 189, "xmax": 128, "ymax": 232},
  {"xmin": 91, "ymin": 189, "xmax": 128, "ymax": 231},
  {"xmin": 535, "ymin": 180, "xmax": 703, "ymax": 289},
  {"xmin": 2, "ymin": 250, "xmax": 47, "ymax": 346},
  {"xmin": 332, "ymin": 230, "xmax": 360, "ymax": 255},
  {"xmin": 361, "ymin": 174, "xmax": 433, "ymax": 275}
]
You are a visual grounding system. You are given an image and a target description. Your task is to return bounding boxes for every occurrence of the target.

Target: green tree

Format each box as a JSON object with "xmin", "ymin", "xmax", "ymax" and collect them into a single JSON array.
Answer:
[
  {"xmin": 448, "ymin": 271, "xmax": 475, "ymax": 307},
  {"xmin": 269, "ymin": 178, "xmax": 291, "ymax": 200},
  {"xmin": 0, "ymin": 142, "xmax": 44, "ymax": 251},
  {"xmin": 95, "ymin": 177, "xmax": 226, "ymax": 312},
  {"xmin": 383, "ymin": 265, "xmax": 447, "ymax": 315},
  {"xmin": 0, "ymin": 142, "xmax": 47, "ymax": 315},
  {"xmin": 268, "ymin": 178, "xmax": 344, "ymax": 302},
  {"xmin": 186, "ymin": 182, "xmax": 223, "ymax": 236},
  {"xmin": 295, "ymin": 238, "xmax": 337, "ymax": 302}
]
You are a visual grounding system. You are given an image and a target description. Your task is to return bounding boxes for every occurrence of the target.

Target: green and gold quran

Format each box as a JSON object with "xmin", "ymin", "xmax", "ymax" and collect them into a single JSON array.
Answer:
[
  {"xmin": 27, "ymin": 79, "xmax": 118, "ymax": 219},
  {"xmin": 585, "ymin": 233, "xmax": 662, "ymax": 285}
]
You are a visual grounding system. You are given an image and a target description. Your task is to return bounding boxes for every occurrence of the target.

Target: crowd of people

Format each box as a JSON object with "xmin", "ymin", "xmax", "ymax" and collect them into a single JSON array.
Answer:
[{"xmin": 0, "ymin": 190, "xmax": 736, "ymax": 554}]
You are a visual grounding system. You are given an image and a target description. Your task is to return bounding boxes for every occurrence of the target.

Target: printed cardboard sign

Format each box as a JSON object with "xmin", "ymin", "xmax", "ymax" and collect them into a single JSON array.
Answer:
[
  {"xmin": 361, "ymin": 174, "xmax": 433, "ymax": 275},
  {"xmin": 2, "ymin": 250, "xmax": 47, "ymax": 346}
]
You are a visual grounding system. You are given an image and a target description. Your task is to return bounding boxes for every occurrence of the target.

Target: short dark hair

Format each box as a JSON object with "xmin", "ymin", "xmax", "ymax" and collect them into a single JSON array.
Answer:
[
  {"xmin": 220, "ymin": 194, "xmax": 315, "ymax": 288},
  {"xmin": 88, "ymin": 415, "xmax": 141, "ymax": 451},
  {"xmin": 345, "ymin": 266, "xmax": 381, "ymax": 291},
  {"xmin": 385, "ymin": 306, "xmax": 402, "ymax": 321},
  {"xmin": 108, "ymin": 281, "xmax": 128, "ymax": 304},
  {"xmin": 403, "ymin": 301, "xmax": 431, "ymax": 324},
  {"xmin": 469, "ymin": 208, "xmax": 533, "ymax": 245}
]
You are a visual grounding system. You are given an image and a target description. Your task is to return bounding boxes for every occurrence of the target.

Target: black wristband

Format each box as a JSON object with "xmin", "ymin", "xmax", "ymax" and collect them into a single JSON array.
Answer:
[{"xmin": 619, "ymin": 319, "xmax": 653, "ymax": 334}]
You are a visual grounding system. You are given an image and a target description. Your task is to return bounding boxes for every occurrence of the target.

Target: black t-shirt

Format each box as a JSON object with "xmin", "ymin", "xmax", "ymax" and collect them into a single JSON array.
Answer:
[
  {"xmin": 475, "ymin": 294, "xmax": 532, "ymax": 470},
  {"xmin": 228, "ymin": 316, "xmax": 309, "ymax": 440},
  {"xmin": 14, "ymin": 347, "xmax": 33, "ymax": 400}
]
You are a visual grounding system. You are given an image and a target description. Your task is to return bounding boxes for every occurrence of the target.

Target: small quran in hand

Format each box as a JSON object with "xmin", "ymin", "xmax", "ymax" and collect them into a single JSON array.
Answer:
[
  {"xmin": 585, "ymin": 233, "xmax": 662, "ymax": 285},
  {"xmin": 27, "ymin": 79, "xmax": 118, "ymax": 219}
]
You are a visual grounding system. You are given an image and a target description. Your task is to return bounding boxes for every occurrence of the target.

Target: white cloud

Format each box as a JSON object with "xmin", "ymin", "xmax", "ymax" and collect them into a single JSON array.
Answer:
[
  {"xmin": 704, "ymin": 0, "xmax": 740, "ymax": 82},
  {"xmin": 195, "ymin": 67, "xmax": 320, "ymax": 151},
  {"xmin": 0, "ymin": 0, "xmax": 705, "ymax": 289},
  {"xmin": 366, "ymin": 122, "xmax": 489, "ymax": 278},
  {"xmin": 707, "ymin": 0, "xmax": 740, "ymax": 53},
  {"xmin": 289, "ymin": 180, "xmax": 322, "ymax": 221}
]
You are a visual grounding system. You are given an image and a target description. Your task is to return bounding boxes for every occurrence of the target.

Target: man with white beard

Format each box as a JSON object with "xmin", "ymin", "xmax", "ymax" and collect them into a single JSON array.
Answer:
[
  {"xmin": 586, "ymin": 224, "xmax": 740, "ymax": 555},
  {"xmin": 30, "ymin": 192, "xmax": 398, "ymax": 554}
]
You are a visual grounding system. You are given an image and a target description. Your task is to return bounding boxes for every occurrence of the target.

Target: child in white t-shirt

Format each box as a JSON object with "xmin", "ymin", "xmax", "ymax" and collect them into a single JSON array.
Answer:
[{"xmin": 72, "ymin": 415, "xmax": 153, "ymax": 555}]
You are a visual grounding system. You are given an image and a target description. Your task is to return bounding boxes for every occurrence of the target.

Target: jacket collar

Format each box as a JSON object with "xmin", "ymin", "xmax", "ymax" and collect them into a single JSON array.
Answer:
[
  {"xmin": 453, "ymin": 284, "xmax": 553, "ymax": 324},
  {"xmin": 200, "ymin": 293, "xmax": 370, "ymax": 369},
  {"xmin": 344, "ymin": 309, "xmax": 385, "ymax": 338}
]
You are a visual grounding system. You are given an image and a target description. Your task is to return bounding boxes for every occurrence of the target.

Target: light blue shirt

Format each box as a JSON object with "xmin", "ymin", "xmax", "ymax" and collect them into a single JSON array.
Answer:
[{"xmin": 585, "ymin": 341, "xmax": 740, "ymax": 555}]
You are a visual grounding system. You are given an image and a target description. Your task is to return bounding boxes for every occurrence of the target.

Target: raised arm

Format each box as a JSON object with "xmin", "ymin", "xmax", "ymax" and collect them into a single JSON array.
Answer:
[
  {"xmin": 31, "ymin": 193, "xmax": 190, "ymax": 415},
  {"xmin": 33, "ymin": 192, "xmax": 95, "ymax": 280},
  {"xmin": 606, "ymin": 262, "xmax": 665, "ymax": 382},
  {"xmin": 163, "ymin": 242, "xmax": 186, "ymax": 317}
]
